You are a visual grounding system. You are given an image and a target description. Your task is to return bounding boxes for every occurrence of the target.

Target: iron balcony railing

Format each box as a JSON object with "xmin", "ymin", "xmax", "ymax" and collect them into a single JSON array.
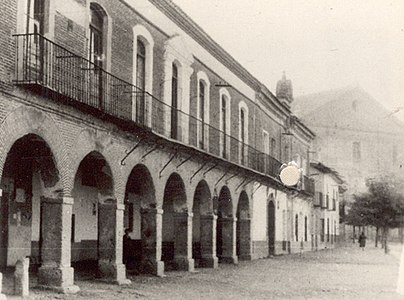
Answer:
[{"xmin": 14, "ymin": 33, "xmax": 284, "ymax": 179}]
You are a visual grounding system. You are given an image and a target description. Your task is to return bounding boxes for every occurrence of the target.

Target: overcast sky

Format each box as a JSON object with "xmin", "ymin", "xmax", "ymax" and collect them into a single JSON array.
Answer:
[{"xmin": 172, "ymin": 0, "xmax": 404, "ymax": 119}]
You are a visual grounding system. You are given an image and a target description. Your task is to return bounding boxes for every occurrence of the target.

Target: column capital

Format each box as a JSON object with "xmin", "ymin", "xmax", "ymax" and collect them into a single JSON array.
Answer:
[
  {"xmin": 141, "ymin": 208, "xmax": 164, "ymax": 215},
  {"xmin": 219, "ymin": 216, "xmax": 237, "ymax": 222},
  {"xmin": 40, "ymin": 196, "xmax": 74, "ymax": 205},
  {"xmin": 174, "ymin": 211, "xmax": 193, "ymax": 218},
  {"xmin": 200, "ymin": 214, "xmax": 218, "ymax": 220}
]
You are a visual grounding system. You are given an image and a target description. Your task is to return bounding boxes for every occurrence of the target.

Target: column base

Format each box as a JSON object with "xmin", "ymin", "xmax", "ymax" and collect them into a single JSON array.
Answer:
[
  {"xmin": 141, "ymin": 259, "xmax": 165, "ymax": 277},
  {"xmin": 174, "ymin": 257, "xmax": 194, "ymax": 272},
  {"xmin": 98, "ymin": 261, "xmax": 131, "ymax": 285},
  {"xmin": 219, "ymin": 256, "xmax": 238, "ymax": 264},
  {"xmin": 238, "ymin": 254, "xmax": 252, "ymax": 261},
  {"xmin": 199, "ymin": 255, "xmax": 218, "ymax": 268},
  {"xmin": 37, "ymin": 266, "xmax": 79, "ymax": 294}
]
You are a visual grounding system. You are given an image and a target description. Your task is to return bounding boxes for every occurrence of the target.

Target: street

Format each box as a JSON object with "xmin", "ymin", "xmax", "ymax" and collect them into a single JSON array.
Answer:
[{"xmin": 3, "ymin": 243, "xmax": 403, "ymax": 299}]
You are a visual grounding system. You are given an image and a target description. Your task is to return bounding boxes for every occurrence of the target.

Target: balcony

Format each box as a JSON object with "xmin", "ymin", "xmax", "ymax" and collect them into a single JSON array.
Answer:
[
  {"xmin": 14, "ymin": 33, "xmax": 282, "ymax": 179},
  {"xmin": 302, "ymin": 175, "xmax": 315, "ymax": 195}
]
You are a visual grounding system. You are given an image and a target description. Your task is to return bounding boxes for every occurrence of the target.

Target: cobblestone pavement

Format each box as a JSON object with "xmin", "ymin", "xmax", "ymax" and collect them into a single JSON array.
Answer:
[{"xmin": 3, "ymin": 243, "xmax": 404, "ymax": 299}]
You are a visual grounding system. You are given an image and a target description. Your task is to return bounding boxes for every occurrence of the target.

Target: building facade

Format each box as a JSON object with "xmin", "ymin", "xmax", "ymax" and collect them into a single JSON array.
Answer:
[
  {"xmin": 0, "ymin": 0, "xmax": 317, "ymax": 294},
  {"xmin": 311, "ymin": 162, "xmax": 345, "ymax": 250}
]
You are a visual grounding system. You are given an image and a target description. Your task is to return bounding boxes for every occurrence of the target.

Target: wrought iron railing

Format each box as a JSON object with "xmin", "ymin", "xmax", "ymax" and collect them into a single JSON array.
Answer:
[{"xmin": 14, "ymin": 33, "xmax": 283, "ymax": 179}]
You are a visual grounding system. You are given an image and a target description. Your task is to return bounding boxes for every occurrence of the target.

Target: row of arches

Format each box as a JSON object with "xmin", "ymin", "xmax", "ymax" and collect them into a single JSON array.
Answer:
[{"xmin": 0, "ymin": 133, "xmax": 252, "ymax": 288}]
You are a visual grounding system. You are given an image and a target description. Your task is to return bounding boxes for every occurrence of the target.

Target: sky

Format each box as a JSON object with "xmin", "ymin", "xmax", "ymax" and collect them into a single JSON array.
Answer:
[{"xmin": 172, "ymin": 0, "xmax": 404, "ymax": 120}]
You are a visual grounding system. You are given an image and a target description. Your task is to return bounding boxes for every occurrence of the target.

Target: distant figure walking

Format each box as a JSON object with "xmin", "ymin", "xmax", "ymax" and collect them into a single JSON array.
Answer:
[
  {"xmin": 123, "ymin": 228, "xmax": 131, "ymax": 265},
  {"xmin": 358, "ymin": 232, "xmax": 367, "ymax": 250}
]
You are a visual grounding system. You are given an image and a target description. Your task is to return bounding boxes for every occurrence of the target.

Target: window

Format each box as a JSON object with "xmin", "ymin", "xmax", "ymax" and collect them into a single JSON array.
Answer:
[
  {"xmin": 239, "ymin": 102, "xmax": 249, "ymax": 165},
  {"xmin": 135, "ymin": 40, "xmax": 146, "ymax": 124},
  {"xmin": 353, "ymin": 142, "xmax": 361, "ymax": 162},
  {"xmin": 320, "ymin": 218, "xmax": 325, "ymax": 242},
  {"xmin": 196, "ymin": 72, "xmax": 210, "ymax": 151},
  {"xmin": 240, "ymin": 109, "xmax": 246, "ymax": 164},
  {"xmin": 220, "ymin": 88, "xmax": 231, "ymax": 159},
  {"xmin": 171, "ymin": 63, "xmax": 179, "ymax": 139},
  {"xmin": 284, "ymin": 145, "xmax": 289, "ymax": 162},
  {"xmin": 222, "ymin": 96, "xmax": 227, "ymax": 157},
  {"xmin": 295, "ymin": 214, "xmax": 299, "ymax": 242},
  {"xmin": 271, "ymin": 138, "xmax": 276, "ymax": 157},
  {"xmin": 304, "ymin": 216, "xmax": 308, "ymax": 242},
  {"xmin": 198, "ymin": 81, "xmax": 205, "ymax": 148},
  {"xmin": 327, "ymin": 218, "xmax": 330, "ymax": 242},
  {"xmin": 263, "ymin": 131, "xmax": 269, "ymax": 154},
  {"xmin": 133, "ymin": 24, "xmax": 154, "ymax": 125},
  {"xmin": 89, "ymin": 4, "xmax": 104, "ymax": 67},
  {"xmin": 162, "ymin": 35, "xmax": 194, "ymax": 143}
]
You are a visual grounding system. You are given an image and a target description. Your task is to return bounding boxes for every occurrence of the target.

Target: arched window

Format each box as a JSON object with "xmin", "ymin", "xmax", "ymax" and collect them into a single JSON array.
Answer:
[
  {"xmin": 221, "ymin": 95, "xmax": 227, "ymax": 157},
  {"xmin": 353, "ymin": 142, "xmax": 361, "ymax": 162},
  {"xmin": 240, "ymin": 109, "xmax": 246, "ymax": 164},
  {"xmin": 198, "ymin": 80, "xmax": 206, "ymax": 148},
  {"xmin": 171, "ymin": 63, "xmax": 179, "ymax": 139},
  {"xmin": 196, "ymin": 71, "xmax": 210, "ymax": 150},
  {"xmin": 239, "ymin": 101, "xmax": 249, "ymax": 165},
  {"xmin": 135, "ymin": 40, "xmax": 146, "ymax": 124},
  {"xmin": 89, "ymin": 4, "xmax": 104, "ymax": 67},
  {"xmin": 295, "ymin": 214, "xmax": 299, "ymax": 242},
  {"xmin": 220, "ymin": 88, "xmax": 231, "ymax": 159},
  {"xmin": 132, "ymin": 24, "xmax": 154, "ymax": 125}
]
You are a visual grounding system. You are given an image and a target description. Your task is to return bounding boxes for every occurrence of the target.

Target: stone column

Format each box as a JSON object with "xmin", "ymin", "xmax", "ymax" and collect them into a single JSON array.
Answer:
[
  {"xmin": 0, "ymin": 273, "xmax": 6, "ymax": 300},
  {"xmin": 140, "ymin": 208, "xmax": 164, "ymax": 276},
  {"xmin": 173, "ymin": 212, "xmax": 194, "ymax": 271},
  {"xmin": 218, "ymin": 217, "xmax": 238, "ymax": 264},
  {"xmin": 199, "ymin": 214, "xmax": 218, "ymax": 268},
  {"xmin": 238, "ymin": 218, "xmax": 252, "ymax": 261},
  {"xmin": 38, "ymin": 197, "xmax": 79, "ymax": 293},
  {"xmin": 14, "ymin": 258, "xmax": 29, "ymax": 297},
  {"xmin": 97, "ymin": 200, "xmax": 130, "ymax": 285}
]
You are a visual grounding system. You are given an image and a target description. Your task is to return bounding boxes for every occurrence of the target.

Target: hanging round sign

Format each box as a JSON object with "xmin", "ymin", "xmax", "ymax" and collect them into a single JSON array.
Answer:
[{"xmin": 279, "ymin": 162, "xmax": 302, "ymax": 187}]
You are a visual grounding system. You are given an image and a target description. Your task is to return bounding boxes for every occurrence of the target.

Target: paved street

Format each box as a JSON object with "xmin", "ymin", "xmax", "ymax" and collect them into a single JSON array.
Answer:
[{"xmin": 3, "ymin": 243, "xmax": 404, "ymax": 300}]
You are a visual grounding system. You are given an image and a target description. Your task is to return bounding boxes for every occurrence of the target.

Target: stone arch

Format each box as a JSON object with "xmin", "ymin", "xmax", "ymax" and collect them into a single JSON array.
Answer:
[
  {"xmin": 216, "ymin": 186, "xmax": 237, "ymax": 264},
  {"xmin": 236, "ymin": 191, "xmax": 251, "ymax": 260},
  {"xmin": 0, "ymin": 106, "xmax": 69, "ymax": 194},
  {"xmin": 70, "ymin": 150, "xmax": 126, "ymax": 281},
  {"xmin": 123, "ymin": 163, "xmax": 157, "ymax": 273},
  {"xmin": 68, "ymin": 129, "xmax": 122, "ymax": 201},
  {"xmin": 0, "ymin": 133, "xmax": 61, "ymax": 268},
  {"xmin": 192, "ymin": 180, "xmax": 217, "ymax": 268},
  {"xmin": 162, "ymin": 173, "xmax": 193, "ymax": 271},
  {"xmin": 125, "ymin": 164, "xmax": 156, "ymax": 208}
]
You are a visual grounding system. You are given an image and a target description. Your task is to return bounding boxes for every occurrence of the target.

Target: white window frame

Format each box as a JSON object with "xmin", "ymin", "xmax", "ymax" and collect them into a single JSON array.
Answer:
[
  {"xmin": 132, "ymin": 24, "xmax": 154, "ymax": 126},
  {"xmin": 238, "ymin": 101, "xmax": 249, "ymax": 164},
  {"xmin": 162, "ymin": 35, "xmax": 194, "ymax": 143},
  {"xmin": 196, "ymin": 71, "xmax": 210, "ymax": 151},
  {"xmin": 219, "ymin": 88, "xmax": 231, "ymax": 159}
]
